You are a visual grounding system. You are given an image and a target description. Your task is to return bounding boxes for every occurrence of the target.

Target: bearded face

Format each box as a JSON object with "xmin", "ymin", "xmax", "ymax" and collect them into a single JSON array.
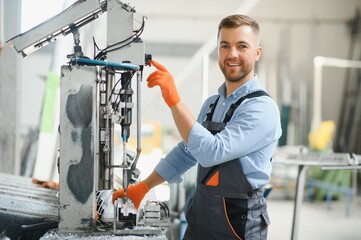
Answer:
[{"xmin": 218, "ymin": 25, "xmax": 262, "ymax": 84}]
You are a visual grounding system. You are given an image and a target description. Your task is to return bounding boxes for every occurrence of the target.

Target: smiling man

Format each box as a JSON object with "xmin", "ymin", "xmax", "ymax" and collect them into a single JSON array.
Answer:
[
  {"xmin": 218, "ymin": 17, "xmax": 262, "ymax": 92},
  {"xmin": 113, "ymin": 14, "xmax": 282, "ymax": 240}
]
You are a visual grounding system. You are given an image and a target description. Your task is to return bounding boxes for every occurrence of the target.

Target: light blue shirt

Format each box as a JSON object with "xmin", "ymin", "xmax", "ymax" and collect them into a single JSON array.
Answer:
[{"xmin": 155, "ymin": 75, "xmax": 282, "ymax": 189}]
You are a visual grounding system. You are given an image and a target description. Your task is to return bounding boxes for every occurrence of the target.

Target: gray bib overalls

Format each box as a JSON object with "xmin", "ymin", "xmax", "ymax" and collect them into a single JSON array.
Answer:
[{"xmin": 183, "ymin": 91, "xmax": 271, "ymax": 240}]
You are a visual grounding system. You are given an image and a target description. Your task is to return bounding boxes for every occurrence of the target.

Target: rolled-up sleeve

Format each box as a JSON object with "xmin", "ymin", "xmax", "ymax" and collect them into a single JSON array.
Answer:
[
  {"xmin": 187, "ymin": 122, "xmax": 213, "ymax": 156},
  {"xmin": 155, "ymin": 142, "xmax": 198, "ymax": 183}
]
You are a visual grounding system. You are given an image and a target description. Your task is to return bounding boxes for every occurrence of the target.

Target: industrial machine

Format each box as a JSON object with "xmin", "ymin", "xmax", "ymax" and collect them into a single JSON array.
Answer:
[{"xmin": 7, "ymin": 0, "xmax": 169, "ymax": 238}]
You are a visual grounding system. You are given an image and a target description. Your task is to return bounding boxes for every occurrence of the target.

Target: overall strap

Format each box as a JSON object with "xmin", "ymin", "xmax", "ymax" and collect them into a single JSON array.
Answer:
[
  {"xmin": 223, "ymin": 90, "xmax": 270, "ymax": 123},
  {"xmin": 205, "ymin": 96, "xmax": 220, "ymax": 121}
]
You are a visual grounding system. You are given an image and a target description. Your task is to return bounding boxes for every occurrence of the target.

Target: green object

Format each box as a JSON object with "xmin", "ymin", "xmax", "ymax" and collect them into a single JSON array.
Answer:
[
  {"xmin": 40, "ymin": 72, "xmax": 60, "ymax": 133},
  {"xmin": 308, "ymin": 167, "xmax": 352, "ymax": 200}
]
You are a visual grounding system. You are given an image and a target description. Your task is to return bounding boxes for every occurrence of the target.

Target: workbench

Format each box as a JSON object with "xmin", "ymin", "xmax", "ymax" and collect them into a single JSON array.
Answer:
[{"xmin": 273, "ymin": 147, "xmax": 361, "ymax": 240}]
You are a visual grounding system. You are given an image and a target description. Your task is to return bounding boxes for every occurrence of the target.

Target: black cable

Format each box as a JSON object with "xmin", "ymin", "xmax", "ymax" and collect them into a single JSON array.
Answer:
[
  {"xmin": 105, "ymin": 23, "xmax": 145, "ymax": 55},
  {"xmin": 94, "ymin": 16, "xmax": 146, "ymax": 60},
  {"xmin": 106, "ymin": 18, "xmax": 145, "ymax": 53},
  {"xmin": 108, "ymin": 74, "xmax": 123, "ymax": 103},
  {"xmin": 107, "ymin": 70, "xmax": 135, "ymax": 104},
  {"xmin": 159, "ymin": 201, "xmax": 170, "ymax": 218},
  {"xmin": 98, "ymin": 219, "xmax": 112, "ymax": 228},
  {"xmin": 92, "ymin": 36, "xmax": 101, "ymax": 59}
]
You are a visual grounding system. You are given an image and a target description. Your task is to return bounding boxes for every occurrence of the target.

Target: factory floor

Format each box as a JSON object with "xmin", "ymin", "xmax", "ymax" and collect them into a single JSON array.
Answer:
[
  {"xmin": 266, "ymin": 192, "xmax": 361, "ymax": 240},
  {"xmin": 1, "ymin": 171, "xmax": 361, "ymax": 240}
]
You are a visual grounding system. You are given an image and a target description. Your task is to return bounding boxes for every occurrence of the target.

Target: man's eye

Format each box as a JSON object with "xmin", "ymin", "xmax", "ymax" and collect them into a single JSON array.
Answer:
[
  {"xmin": 221, "ymin": 45, "xmax": 229, "ymax": 49},
  {"xmin": 238, "ymin": 45, "xmax": 247, "ymax": 49}
]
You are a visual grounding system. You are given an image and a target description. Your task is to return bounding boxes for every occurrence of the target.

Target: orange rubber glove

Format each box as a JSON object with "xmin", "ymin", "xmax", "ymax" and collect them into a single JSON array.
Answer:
[
  {"xmin": 147, "ymin": 60, "xmax": 181, "ymax": 108},
  {"xmin": 112, "ymin": 181, "xmax": 149, "ymax": 209}
]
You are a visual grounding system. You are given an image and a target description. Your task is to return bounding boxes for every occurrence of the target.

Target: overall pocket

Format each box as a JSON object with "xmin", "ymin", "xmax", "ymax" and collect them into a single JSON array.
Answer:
[{"xmin": 223, "ymin": 197, "xmax": 249, "ymax": 239}]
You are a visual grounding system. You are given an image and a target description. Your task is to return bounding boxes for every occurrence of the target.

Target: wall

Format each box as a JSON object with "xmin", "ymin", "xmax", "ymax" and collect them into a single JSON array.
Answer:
[
  {"xmin": 3, "ymin": 0, "xmax": 361, "ymax": 176},
  {"xmin": 0, "ymin": 0, "xmax": 21, "ymax": 174}
]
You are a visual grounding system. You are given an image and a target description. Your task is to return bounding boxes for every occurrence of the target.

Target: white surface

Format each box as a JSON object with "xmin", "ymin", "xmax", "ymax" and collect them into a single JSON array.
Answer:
[{"xmin": 267, "ymin": 197, "xmax": 361, "ymax": 240}]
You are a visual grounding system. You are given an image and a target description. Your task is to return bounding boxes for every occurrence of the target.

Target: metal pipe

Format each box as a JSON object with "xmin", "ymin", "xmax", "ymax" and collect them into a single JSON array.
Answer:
[
  {"xmin": 122, "ymin": 132, "xmax": 128, "ymax": 191},
  {"xmin": 137, "ymin": 71, "xmax": 142, "ymax": 155},
  {"xmin": 131, "ymin": 71, "xmax": 142, "ymax": 170},
  {"xmin": 312, "ymin": 56, "xmax": 361, "ymax": 131},
  {"xmin": 321, "ymin": 165, "xmax": 361, "ymax": 170},
  {"xmin": 113, "ymin": 200, "xmax": 117, "ymax": 233},
  {"xmin": 104, "ymin": 70, "xmax": 114, "ymax": 189}
]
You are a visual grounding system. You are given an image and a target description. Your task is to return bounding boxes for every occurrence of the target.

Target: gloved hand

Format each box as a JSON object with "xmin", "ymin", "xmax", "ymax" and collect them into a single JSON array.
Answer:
[
  {"xmin": 147, "ymin": 60, "xmax": 181, "ymax": 108},
  {"xmin": 112, "ymin": 181, "xmax": 149, "ymax": 209}
]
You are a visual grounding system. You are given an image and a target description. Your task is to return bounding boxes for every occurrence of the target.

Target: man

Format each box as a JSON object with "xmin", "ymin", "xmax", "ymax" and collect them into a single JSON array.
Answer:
[{"xmin": 113, "ymin": 14, "xmax": 282, "ymax": 239}]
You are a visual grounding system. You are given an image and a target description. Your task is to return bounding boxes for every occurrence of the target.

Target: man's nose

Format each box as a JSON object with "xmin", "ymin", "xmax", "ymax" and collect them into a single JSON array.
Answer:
[{"xmin": 228, "ymin": 46, "xmax": 238, "ymax": 58}]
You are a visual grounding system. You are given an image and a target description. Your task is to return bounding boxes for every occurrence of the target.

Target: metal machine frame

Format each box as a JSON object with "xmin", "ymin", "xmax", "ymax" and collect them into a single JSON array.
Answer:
[{"xmin": 7, "ymin": 0, "xmax": 169, "ymax": 237}]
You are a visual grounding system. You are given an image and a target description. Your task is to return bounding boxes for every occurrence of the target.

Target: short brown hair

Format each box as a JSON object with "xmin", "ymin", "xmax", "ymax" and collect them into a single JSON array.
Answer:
[{"xmin": 218, "ymin": 14, "xmax": 260, "ymax": 39}]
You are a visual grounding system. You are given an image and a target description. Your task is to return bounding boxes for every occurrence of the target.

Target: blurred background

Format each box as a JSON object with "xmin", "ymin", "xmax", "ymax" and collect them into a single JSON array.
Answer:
[{"xmin": 1, "ymin": 0, "xmax": 361, "ymax": 239}]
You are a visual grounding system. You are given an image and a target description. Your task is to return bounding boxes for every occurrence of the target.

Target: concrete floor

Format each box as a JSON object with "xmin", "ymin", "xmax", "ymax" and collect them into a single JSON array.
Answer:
[
  {"xmin": 2, "ymin": 169, "xmax": 361, "ymax": 240},
  {"xmin": 267, "ymin": 196, "xmax": 361, "ymax": 240}
]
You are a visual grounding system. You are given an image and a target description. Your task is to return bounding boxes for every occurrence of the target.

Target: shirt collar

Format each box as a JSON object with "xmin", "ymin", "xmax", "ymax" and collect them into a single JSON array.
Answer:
[{"xmin": 218, "ymin": 75, "xmax": 260, "ymax": 99}]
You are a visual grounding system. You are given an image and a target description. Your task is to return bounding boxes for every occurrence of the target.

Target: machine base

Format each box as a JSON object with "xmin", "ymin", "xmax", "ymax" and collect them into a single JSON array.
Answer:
[{"xmin": 41, "ymin": 229, "xmax": 168, "ymax": 240}]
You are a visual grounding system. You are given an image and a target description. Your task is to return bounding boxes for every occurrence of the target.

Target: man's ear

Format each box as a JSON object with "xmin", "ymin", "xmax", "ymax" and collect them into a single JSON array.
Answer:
[{"xmin": 255, "ymin": 46, "xmax": 262, "ymax": 61}]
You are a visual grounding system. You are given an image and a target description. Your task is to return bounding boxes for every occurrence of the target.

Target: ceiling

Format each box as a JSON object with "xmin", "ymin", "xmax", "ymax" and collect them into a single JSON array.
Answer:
[{"xmin": 127, "ymin": 0, "xmax": 359, "ymax": 46}]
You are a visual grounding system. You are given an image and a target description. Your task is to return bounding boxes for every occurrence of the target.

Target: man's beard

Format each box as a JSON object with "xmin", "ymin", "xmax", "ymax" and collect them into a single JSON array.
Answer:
[{"xmin": 220, "ymin": 64, "xmax": 253, "ymax": 83}]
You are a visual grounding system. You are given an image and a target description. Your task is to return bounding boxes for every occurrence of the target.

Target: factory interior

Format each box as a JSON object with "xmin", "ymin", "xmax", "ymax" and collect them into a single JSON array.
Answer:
[{"xmin": 1, "ymin": 0, "xmax": 361, "ymax": 239}]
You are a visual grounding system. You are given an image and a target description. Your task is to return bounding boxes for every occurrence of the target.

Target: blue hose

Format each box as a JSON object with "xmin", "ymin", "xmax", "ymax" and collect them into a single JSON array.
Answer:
[{"xmin": 70, "ymin": 58, "xmax": 140, "ymax": 70}]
